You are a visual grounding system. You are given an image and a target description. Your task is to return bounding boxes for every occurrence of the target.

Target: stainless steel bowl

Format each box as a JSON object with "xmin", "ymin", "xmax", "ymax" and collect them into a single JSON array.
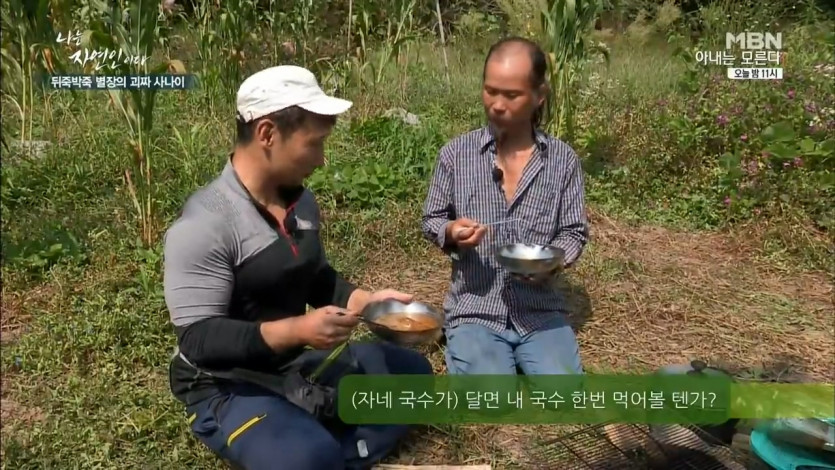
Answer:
[
  {"xmin": 360, "ymin": 299, "xmax": 443, "ymax": 346},
  {"xmin": 495, "ymin": 243, "xmax": 565, "ymax": 276}
]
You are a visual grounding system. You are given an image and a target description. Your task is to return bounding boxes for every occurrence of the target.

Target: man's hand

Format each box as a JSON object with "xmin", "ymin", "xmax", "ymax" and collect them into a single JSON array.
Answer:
[
  {"xmin": 369, "ymin": 289, "xmax": 413, "ymax": 304},
  {"xmin": 347, "ymin": 288, "xmax": 414, "ymax": 314},
  {"xmin": 297, "ymin": 306, "xmax": 360, "ymax": 350},
  {"xmin": 446, "ymin": 218, "xmax": 487, "ymax": 248}
]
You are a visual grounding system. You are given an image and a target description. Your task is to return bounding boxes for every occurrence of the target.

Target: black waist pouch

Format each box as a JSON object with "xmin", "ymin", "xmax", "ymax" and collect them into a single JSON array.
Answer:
[{"xmin": 175, "ymin": 345, "xmax": 361, "ymax": 421}]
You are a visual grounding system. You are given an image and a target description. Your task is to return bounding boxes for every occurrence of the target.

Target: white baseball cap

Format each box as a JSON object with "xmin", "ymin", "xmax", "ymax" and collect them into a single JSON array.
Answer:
[{"xmin": 235, "ymin": 65, "xmax": 352, "ymax": 123}]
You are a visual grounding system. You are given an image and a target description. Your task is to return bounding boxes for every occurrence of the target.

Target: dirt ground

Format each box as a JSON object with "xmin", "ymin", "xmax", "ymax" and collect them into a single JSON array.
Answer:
[
  {"xmin": 1, "ymin": 212, "xmax": 832, "ymax": 468},
  {"xmin": 356, "ymin": 211, "xmax": 835, "ymax": 468}
]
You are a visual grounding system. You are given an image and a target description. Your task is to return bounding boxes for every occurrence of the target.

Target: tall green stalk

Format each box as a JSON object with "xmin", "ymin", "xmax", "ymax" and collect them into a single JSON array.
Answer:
[
  {"xmin": 308, "ymin": 342, "xmax": 349, "ymax": 383},
  {"xmin": 192, "ymin": 0, "xmax": 220, "ymax": 110},
  {"xmin": 539, "ymin": 0, "xmax": 609, "ymax": 141},
  {"xmin": 0, "ymin": 0, "xmax": 66, "ymax": 154},
  {"xmin": 215, "ymin": 0, "xmax": 259, "ymax": 97},
  {"xmin": 80, "ymin": 0, "xmax": 184, "ymax": 246}
]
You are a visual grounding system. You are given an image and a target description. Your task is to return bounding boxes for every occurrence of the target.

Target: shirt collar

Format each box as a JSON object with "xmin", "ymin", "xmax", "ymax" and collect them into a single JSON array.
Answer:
[{"xmin": 478, "ymin": 125, "xmax": 549, "ymax": 155}]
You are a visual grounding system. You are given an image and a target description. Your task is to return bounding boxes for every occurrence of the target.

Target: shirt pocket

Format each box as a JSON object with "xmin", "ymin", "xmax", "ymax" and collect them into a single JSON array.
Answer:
[{"xmin": 514, "ymin": 183, "xmax": 558, "ymax": 245}]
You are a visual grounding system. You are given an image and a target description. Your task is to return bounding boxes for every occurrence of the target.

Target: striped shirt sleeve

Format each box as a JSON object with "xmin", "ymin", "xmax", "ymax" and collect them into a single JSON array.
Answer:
[
  {"xmin": 421, "ymin": 144, "xmax": 456, "ymax": 251},
  {"xmin": 551, "ymin": 149, "xmax": 589, "ymax": 266}
]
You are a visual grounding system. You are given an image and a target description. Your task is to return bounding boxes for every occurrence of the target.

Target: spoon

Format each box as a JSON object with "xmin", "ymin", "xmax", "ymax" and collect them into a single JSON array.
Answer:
[
  {"xmin": 332, "ymin": 310, "xmax": 377, "ymax": 326},
  {"xmin": 332, "ymin": 310, "xmax": 408, "ymax": 333}
]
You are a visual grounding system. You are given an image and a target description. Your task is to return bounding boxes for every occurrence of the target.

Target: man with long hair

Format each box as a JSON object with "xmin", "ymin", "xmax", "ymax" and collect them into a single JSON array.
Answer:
[{"xmin": 422, "ymin": 38, "xmax": 589, "ymax": 376}]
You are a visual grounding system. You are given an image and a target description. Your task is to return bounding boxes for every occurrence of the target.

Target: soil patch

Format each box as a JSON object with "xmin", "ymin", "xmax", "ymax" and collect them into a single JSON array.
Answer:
[{"xmin": 358, "ymin": 213, "xmax": 834, "ymax": 467}]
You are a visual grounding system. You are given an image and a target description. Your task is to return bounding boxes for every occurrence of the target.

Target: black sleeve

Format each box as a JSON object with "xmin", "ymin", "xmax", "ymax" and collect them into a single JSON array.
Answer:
[
  {"xmin": 304, "ymin": 195, "xmax": 358, "ymax": 309},
  {"xmin": 306, "ymin": 251, "xmax": 357, "ymax": 309},
  {"xmin": 175, "ymin": 317, "xmax": 275, "ymax": 369}
]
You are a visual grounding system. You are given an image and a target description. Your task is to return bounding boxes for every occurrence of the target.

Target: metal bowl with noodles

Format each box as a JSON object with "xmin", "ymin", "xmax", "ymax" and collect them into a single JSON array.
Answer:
[
  {"xmin": 360, "ymin": 299, "xmax": 443, "ymax": 346},
  {"xmin": 495, "ymin": 243, "xmax": 566, "ymax": 276}
]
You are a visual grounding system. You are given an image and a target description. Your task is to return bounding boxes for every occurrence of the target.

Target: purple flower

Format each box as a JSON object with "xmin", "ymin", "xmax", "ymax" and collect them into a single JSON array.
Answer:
[
  {"xmin": 716, "ymin": 114, "xmax": 729, "ymax": 126},
  {"xmin": 805, "ymin": 102, "xmax": 817, "ymax": 113},
  {"xmin": 787, "ymin": 89, "xmax": 796, "ymax": 99},
  {"xmin": 794, "ymin": 157, "xmax": 803, "ymax": 167},
  {"xmin": 740, "ymin": 134, "xmax": 748, "ymax": 142},
  {"xmin": 723, "ymin": 196, "xmax": 731, "ymax": 206}
]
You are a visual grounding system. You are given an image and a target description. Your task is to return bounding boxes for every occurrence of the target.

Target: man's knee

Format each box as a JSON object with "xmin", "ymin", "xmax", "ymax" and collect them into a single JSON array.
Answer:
[
  {"xmin": 207, "ymin": 391, "xmax": 345, "ymax": 470},
  {"xmin": 385, "ymin": 344, "xmax": 433, "ymax": 375},
  {"xmin": 235, "ymin": 427, "xmax": 344, "ymax": 470},
  {"xmin": 445, "ymin": 354, "xmax": 517, "ymax": 375},
  {"xmin": 516, "ymin": 319, "xmax": 583, "ymax": 375},
  {"xmin": 350, "ymin": 342, "xmax": 433, "ymax": 375},
  {"xmin": 444, "ymin": 324, "xmax": 516, "ymax": 375}
]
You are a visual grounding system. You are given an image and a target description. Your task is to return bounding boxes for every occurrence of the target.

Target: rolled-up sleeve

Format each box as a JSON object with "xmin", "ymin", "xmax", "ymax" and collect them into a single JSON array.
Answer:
[
  {"xmin": 421, "ymin": 145, "xmax": 456, "ymax": 251},
  {"xmin": 552, "ymin": 150, "xmax": 589, "ymax": 266}
]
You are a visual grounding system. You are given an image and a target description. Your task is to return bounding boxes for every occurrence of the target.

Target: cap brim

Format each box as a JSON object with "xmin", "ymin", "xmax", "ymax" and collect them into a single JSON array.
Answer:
[{"xmin": 298, "ymin": 96, "xmax": 353, "ymax": 115}]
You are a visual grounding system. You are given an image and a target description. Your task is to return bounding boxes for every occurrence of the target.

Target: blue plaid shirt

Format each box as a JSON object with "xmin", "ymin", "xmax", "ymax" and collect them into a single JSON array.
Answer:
[{"xmin": 421, "ymin": 126, "xmax": 589, "ymax": 336}]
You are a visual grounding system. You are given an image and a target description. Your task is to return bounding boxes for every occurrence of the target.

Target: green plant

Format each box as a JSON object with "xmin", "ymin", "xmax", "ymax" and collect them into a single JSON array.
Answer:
[
  {"xmin": 79, "ymin": 0, "xmax": 185, "ymax": 246},
  {"xmin": 669, "ymin": 32, "xmax": 701, "ymax": 93},
  {"xmin": 287, "ymin": 0, "xmax": 317, "ymax": 66},
  {"xmin": 693, "ymin": 0, "xmax": 796, "ymax": 49},
  {"xmin": 539, "ymin": 0, "xmax": 610, "ymax": 140},
  {"xmin": 191, "ymin": 0, "xmax": 222, "ymax": 109},
  {"xmin": 308, "ymin": 116, "xmax": 444, "ymax": 209},
  {"xmin": 352, "ymin": 0, "xmax": 418, "ymax": 90},
  {"xmin": 574, "ymin": 17, "xmax": 834, "ymax": 253},
  {"xmin": 0, "ymin": 0, "xmax": 67, "ymax": 152},
  {"xmin": 214, "ymin": 0, "xmax": 259, "ymax": 92},
  {"xmin": 192, "ymin": 0, "xmax": 260, "ymax": 108},
  {"xmin": 308, "ymin": 341, "xmax": 348, "ymax": 383},
  {"xmin": 495, "ymin": 0, "xmax": 543, "ymax": 37},
  {"xmin": 454, "ymin": 10, "xmax": 501, "ymax": 39},
  {"xmin": 9, "ymin": 239, "xmax": 86, "ymax": 279}
]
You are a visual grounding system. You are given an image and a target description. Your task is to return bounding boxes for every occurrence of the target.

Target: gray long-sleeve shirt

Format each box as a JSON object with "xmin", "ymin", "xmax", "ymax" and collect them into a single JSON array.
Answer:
[
  {"xmin": 163, "ymin": 158, "xmax": 357, "ymax": 404},
  {"xmin": 421, "ymin": 126, "xmax": 589, "ymax": 336}
]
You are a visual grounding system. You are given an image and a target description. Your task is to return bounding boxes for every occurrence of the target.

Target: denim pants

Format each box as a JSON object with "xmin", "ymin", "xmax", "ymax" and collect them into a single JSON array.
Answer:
[
  {"xmin": 444, "ymin": 315, "xmax": 583, "ymax": 375},
  {"xmin": 185, "ymin": 342, "xmax": 432, "ymax": 470}
]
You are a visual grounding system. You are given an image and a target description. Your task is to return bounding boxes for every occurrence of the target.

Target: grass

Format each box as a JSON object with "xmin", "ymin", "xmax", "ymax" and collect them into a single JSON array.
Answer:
[{"xmin": 2, "ymin": 3, "xmax": 834, "ymax": 469}]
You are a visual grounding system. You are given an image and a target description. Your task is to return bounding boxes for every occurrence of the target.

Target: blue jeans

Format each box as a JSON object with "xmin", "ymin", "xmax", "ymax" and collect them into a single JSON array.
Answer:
[
  {"xmin": 444, "ymin": 316, "xmax": 583, "ymax": 375},
  {"xmin": 185, "ymin": 342, "xmax": 432, "ymax": 470}
]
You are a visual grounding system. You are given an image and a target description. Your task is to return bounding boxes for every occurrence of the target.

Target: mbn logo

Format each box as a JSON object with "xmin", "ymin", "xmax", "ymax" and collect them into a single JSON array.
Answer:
[{"xmin": 726, "ymin": 32, "xmax": 783, "ymax": 50}]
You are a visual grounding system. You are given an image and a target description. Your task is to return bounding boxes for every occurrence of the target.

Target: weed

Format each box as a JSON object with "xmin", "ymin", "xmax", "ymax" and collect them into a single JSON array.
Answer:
[{"xmin": 539, "ymin": 0, "xmax": 610, "ymax": 140}]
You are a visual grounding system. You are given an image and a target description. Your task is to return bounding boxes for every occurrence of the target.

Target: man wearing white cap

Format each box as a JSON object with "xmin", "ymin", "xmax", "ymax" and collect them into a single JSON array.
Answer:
[{"xmin": 162, "ymin": 66, "xmax": 432, "ymax": 469}]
